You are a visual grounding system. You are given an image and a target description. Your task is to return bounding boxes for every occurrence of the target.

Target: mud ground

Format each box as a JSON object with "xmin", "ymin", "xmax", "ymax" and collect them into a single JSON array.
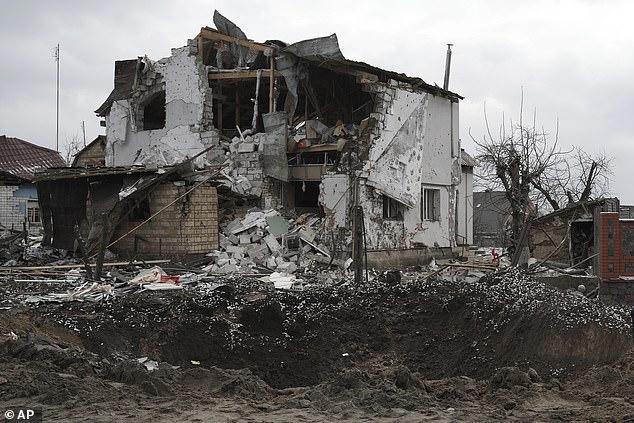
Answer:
[{"xmin": 1, "ymin": 267, "xmax": 634, "ymax": 422}]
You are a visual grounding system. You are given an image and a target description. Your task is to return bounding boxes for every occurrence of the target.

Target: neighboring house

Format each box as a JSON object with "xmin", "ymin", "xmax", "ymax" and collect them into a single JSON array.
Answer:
[
  {"xmin": 0, "ymin": 135, "xmax": 65, "ymax": 234},
  {"xmin": 72, "ymin": 135, "xmax": 106, "ymax": 167},
  {"xmin": 527, "ymin": 198, "xmax": 618, "ymax": 266},
  {"xmin": 35, "ymin": 165, "xmax": 219, "ymax": 257},
  {"xmin": 456, "ymin": 149, "xmax": 475, "ymax": 245},
  {"xmin": 39, "ymin": 11, "xmax": 469, "ymax": 265},
  {"xmin": 521, "ymin": 197, "xmax": 634, "ymax": 305},
  {"xmin": 473, "ymin": 191, "xmax": 512, "ymax": 247}
]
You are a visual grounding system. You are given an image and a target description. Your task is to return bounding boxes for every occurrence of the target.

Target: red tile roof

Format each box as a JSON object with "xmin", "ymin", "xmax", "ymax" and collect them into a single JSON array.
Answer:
[{"xmin": 0, "ymin": 135, "xmax": 66, "ymax": 181}]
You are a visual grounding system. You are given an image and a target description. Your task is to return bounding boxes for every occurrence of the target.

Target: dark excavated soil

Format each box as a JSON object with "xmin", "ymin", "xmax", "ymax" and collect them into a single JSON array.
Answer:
[{"xmin": 0, "ymin": 267, "xmax": 633, "ymax": 421}]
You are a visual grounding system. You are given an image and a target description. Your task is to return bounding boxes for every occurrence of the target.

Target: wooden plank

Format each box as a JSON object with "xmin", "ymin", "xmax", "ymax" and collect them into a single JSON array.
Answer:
[
  {"xmin": 1, "ymin": 259, "xmax": 171, "ymax": 271},
  {"xmin": 197, "ymin": 28, "xmax": 270, "ymax": 52},
  {"xmin": 208, "ymin": 70, "xmax": 281, "ymax": 80}
]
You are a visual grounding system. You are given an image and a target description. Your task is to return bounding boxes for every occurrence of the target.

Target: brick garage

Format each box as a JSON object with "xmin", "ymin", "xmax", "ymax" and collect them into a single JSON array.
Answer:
[
  {"xmin": 110, "ymin": 182, "xmax": 219, "ymax": 257},
  {"xmin": 598, "ymin": 212, "xmax": 634, "ymax": 304}
]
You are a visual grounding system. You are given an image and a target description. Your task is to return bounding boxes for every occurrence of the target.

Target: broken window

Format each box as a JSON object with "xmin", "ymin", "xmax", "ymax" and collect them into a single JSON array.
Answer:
[
  {"xmin": 27, "ymin": 201, "xmax": 40, "ymax": 224},
  {"xmin": 382, "ymin": 196, "xmax": 403, "ymax": 220},
  {"xmin": 571, "ymin": 220, "xmax": 594, "ymax": 266},
  {"xmin": 142, "ymin": 91, "xmax": 166, "ymax": 130},
  {"xmin": 129, "ymin": 198, "xmax": 151, "ymax": 222},
  {"xmin": 422, "ymin": 188, "xmax": 440, "ymax": 221},
  {"xmin": 294, "ymin": 181, "xmax": 320, "ymax": 209}
]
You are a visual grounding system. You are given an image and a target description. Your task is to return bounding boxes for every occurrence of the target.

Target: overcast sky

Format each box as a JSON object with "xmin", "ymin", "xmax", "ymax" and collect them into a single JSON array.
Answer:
[{"xmin": 1, "ymin": 1, "xmax": 633, "ymax": 202}]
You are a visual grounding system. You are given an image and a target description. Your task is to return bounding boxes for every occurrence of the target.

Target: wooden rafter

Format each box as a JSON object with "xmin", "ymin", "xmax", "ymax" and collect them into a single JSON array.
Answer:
[
  {"xmin": 208, "ymin": 70, "xmax": 281, "ymax": 80},
  {"xmin": 196, "ymin": 28, "xmax": 270, "ymax": 52}
]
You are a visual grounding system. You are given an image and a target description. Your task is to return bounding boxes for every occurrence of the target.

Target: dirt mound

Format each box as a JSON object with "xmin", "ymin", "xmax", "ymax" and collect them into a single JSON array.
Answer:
[
  {"xmin": 16, "ymin": 268, "xmax": 629, "ymax": 390},
  {"xmin": 2, "ymin": 267, "xmax": 634, "ymax": 421}
]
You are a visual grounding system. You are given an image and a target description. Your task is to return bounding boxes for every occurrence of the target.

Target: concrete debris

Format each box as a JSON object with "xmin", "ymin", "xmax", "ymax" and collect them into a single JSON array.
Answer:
[
  {"xmin": 137, "ymin": 357, "xmax": 159, "ymax": 372},
  {"xmin": 219, "ymin": 134, "xmax": 265, "ymax": 197},
  {"xmin": 205, "ymin": 208, "xmax": 337, "ymax": 276},
  {"xmin": 260, "ymin": 271, "xmax": 304, "ymax": 290}
]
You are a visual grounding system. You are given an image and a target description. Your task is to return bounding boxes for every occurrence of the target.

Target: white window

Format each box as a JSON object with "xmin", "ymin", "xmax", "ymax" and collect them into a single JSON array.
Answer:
[
  {"xmin": 422, "ymin": 188, "xmax": 440, "ymax": 221},
  {"xmin": 27, "ymin": 201, "xmax": 40, "ymax": 224}
]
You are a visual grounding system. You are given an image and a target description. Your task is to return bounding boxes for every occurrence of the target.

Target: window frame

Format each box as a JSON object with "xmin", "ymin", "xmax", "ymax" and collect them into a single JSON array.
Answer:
[
  {"xmin": 382, "ymin": 195, "xmax": 403, "ymax": 220},
  {"xmin": 422, "ymin": 188, "xmax": 441, "ymax": 221}
]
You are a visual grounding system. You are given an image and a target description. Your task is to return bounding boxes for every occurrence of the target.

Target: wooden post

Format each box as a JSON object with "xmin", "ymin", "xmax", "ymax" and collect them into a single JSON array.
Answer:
[
  {"xmin": 94, "ymin": 213, "xmax": 108, "ymax": 282},
  {"xmin": 217, "ymin": 83, "xmax": 223, "ymax": 135},
  {"xmin": 74, "ymin": 224, "xmax": 93, "ymax": 281},
  {"xmin": 269, "ymin": 56, "xmax": 275, "ymax": 113},
  {"xmin": 235, "ymin": 85, "xmax": 240, "ymax": 127},
  {"xmin": 197, "ymin": 37, "xmax": 204, "ymax": 62},
  {"xmin": 353, "ymin": 206, "xmax": 364, "ymax": 284}
]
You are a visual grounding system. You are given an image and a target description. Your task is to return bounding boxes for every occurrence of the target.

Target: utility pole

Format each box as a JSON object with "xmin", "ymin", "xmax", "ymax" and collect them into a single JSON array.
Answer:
[
  {"xmin": 54, "ymin": 43, "xmax": 60, "ymax": 152},
  {"xmin": 81, "ymin": 121, "xmax": 86, "ymax": 146}
]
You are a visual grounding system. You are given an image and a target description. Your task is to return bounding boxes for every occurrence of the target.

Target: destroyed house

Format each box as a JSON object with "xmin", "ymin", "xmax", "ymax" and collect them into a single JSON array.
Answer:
[
  {"xmin": 524, "ymin": 198, "xmax": 634, "ymax": 305},
  {"xmin": 35, "ymin": 161, "xmax": 220, "ymax": 257},
  {"xmin": 42, "ymin": 11, "xmax": 468, "ymax": 265},
  {"xmin": 527, "ymin": 198, "xmax": 619, "ymax": 269},
  {"xmin": 0, "ymin": 136, "xmax": 65, "ymax": 234}
]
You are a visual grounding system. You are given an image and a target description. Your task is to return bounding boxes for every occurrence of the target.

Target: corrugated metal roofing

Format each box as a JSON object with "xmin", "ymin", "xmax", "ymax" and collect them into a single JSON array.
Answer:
[
  {"xmin": 0, "ymin": 135, "xmax": 66, "ymax": 181},
  {"xmin": 460, "ymin": 149, "xmax": 477, "ymax": 167}
]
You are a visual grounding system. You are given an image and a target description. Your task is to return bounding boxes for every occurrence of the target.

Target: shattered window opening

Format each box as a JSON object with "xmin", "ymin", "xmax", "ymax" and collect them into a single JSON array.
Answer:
[
  {"xmin": 382, "ymin": 196, "xmax": 403, "ymax": 220},
  {"xmin": 293, "ymin": 181, "xmax": 320, "ymax": 210},
  {"xmin": 571, "ymin": 220, "xmax": 594, "ymax": 266},
  {"xmin": 423, "ymin": 188, "xmax": 440, "ymax": 221},
  {"xmin": 142, "ymin": 91, "xmax": 166, "ymax": 131},
  {"xmin": 129, "ymin": 198, "xmax": 151, "ymax": 222}
]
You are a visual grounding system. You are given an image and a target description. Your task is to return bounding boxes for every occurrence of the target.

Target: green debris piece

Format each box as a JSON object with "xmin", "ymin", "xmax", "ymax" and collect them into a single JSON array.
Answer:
[{"xmin": 266, "ymin": 216, "xmax": 289, "ymax": 236}]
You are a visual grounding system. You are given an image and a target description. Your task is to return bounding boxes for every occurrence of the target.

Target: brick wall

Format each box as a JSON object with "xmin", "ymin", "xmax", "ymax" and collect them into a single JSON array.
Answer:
[
  {"xmin": 598, "ymin": 212, "xmax": 634, "ymax": 304},
  {"xmin": 110, "ymin": 182, "xmax": 218, "ymax": 257},
  {"xmin": 0, "ymin": 185, "xmax": 25, "ymax": 231},
  {"xmin": 74, "ymin": 142, "xmax": 105, "ymax": 167}
]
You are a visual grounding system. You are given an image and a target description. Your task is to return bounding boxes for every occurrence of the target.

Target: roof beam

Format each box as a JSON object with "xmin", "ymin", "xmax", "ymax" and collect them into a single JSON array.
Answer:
[
  {"xmin": 208, "ymin": 70, "xmax": 281, "ymax": 80},
  {"xmin": 197, "ymin": 28, "xmax": 270, "ymax": 52}
]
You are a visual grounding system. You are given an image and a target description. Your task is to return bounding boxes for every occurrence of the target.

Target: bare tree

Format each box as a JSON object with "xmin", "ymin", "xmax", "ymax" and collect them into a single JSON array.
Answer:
[
  {"xmin": 471, "ymin": 96, "xmax": 612, "ymax": 252},
  {"xmin": 531, "ymin": 147, "xmax": 612, "ymax": 210},
  {"xmin": 61, "ymin": 133, "xmax": 83, "ymax": 165}
]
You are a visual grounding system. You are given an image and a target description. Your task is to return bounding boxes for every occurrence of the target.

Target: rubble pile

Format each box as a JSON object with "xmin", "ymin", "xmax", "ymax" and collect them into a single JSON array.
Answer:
[
  {"xmin": 219, "ymin": 133, "xmax": 266, "ymax": 197},
  {"xmin": 205, "ymin": 208, "xmax": 343, "ymax": 278}
]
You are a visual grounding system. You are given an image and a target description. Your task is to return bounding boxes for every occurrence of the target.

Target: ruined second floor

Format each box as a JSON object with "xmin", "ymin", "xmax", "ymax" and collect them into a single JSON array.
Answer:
[{"xmin": 95, "ymin": 11, "xmax": 463, "ymax": 203}]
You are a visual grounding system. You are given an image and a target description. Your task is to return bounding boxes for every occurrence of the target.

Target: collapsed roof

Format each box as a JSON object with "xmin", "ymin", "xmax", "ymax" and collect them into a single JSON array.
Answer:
[{"xmin": 96, "ymin": 10, "xmax": 462, "ymax": 118}]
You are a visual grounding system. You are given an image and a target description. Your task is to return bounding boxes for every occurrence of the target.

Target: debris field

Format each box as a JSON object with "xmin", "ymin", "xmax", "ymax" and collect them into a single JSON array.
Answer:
[{"xmin": 2, "ymin": 243, "xmax": 634, "ymax": 421}]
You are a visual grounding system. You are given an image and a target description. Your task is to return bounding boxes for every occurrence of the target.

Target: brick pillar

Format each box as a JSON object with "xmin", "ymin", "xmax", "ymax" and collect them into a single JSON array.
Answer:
[{"xmin": 599, "ymin": 212, "xmax": 621, "ymax": 281}]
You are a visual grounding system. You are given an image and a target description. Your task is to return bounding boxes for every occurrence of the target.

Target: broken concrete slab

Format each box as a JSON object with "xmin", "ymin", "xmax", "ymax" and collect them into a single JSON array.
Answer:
[{"xmin": 263, "ymin": 234, "xmax": 282, "ymax": 254}]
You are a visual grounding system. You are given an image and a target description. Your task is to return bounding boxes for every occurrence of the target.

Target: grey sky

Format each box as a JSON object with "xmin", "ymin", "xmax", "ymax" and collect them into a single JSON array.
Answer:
[{"xmin": 1, "ymin": 1, "xmax": 633, "ymax": 201}]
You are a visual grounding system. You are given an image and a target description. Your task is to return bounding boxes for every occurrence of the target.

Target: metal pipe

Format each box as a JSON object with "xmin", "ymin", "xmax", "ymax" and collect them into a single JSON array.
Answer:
[{"xmin": 443, "ymin": 43, "xmax": 452, "ymax": 91}]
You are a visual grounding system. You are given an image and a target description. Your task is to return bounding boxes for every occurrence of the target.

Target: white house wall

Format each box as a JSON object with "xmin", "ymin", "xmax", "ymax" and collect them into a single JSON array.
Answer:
[
  {"xmin": 0, "ymin": 185, "xmax": 28, "ymax": 231},
  {"xmin": 105, "ymin": 45, "xmax": 216, "ymax": 168},
  {"xmin": 365, "ymin": 83, "xmax": 428, "ymax": 208},
  {"xmin": 319, "ymin": 173, "xmax": 349, "ymax": 228},
  {"xmin": 359, "ymin": 83, "xmax": 459, "ymax": 250},
  {"xmin": 456, "ymin": 167, "xmax": 474, "ymax": 245}
]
